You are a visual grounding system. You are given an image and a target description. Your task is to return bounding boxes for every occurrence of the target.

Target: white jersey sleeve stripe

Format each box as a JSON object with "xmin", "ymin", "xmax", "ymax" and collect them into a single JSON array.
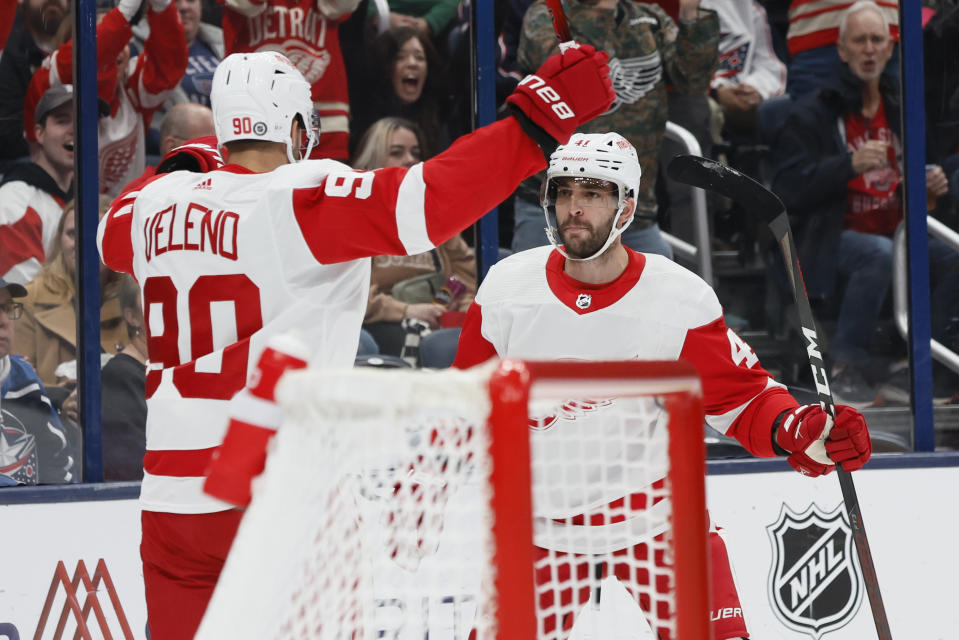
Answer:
[
  {"xmin": 395, "ymin": 163, "xmax": 433, "ymax": 255},
  {"xmin": 706, "ymin": 376, "xmax": 787, "ymax": 434}
]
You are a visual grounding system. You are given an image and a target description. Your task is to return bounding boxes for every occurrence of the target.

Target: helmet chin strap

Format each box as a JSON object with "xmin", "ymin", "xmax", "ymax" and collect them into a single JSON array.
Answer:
[
  {"xmin": 544, "ymin": 202, "xmax": 628, "ymax": 262},
  {"xmin": 286, "ymin": 119, "xmax": 318, "ymax": 163}
]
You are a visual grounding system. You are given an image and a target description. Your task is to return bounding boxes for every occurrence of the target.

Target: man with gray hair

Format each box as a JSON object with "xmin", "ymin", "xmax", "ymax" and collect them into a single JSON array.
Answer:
[{"xmin": 772, "ymin": 0, "xmax": 959, "ymax": 405}]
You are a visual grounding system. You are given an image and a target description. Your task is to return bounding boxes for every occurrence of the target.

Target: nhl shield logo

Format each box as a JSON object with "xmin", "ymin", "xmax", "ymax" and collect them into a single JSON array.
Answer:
[
  {"xmin": 576, "ymin": 294, "xmax": 592, "ymax": 309},
  {"xmin": 767, "ymin": 503, "xmax": 863, "ymax": 639}
]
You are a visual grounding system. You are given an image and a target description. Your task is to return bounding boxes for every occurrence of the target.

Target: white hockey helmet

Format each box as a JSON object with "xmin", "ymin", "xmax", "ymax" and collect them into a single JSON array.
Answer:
[
  {"xmin": 542, "ymin": 132, "xmax": 642, "ymax": 261},
  {"xmin": 211, "ymin": 52, "xmax": 319, "ymax": 163}
]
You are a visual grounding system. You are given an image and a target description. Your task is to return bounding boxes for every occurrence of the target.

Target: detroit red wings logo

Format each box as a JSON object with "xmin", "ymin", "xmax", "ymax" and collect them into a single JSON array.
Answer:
[
  {"xmin": 261, "ymin": 43, "xmax": 331, "ymax": 85},
  {"xmin": 529, "ymin": 398, "xmax": 615, "ymax": 431}
]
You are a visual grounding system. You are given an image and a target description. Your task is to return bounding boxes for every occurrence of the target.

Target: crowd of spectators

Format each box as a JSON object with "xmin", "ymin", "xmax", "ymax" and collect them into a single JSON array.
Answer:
[{"xmin": 2, "ymin": 0, "xmax": 958, "ymax": 485}]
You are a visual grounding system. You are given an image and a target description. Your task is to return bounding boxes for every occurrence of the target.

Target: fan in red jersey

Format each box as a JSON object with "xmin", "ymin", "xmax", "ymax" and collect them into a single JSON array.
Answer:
[
  {"xmin": 98, "ymin": 45, "xmax": 614, "ymax": 639},
  {"xmin": 452, "ymin": 132, "xmax": 873, "ymax": 640}
]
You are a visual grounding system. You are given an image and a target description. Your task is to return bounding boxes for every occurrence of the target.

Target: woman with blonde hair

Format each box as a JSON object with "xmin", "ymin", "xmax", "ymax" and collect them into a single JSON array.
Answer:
[
  {"xmin": 14, "ymin": 195, "xmax": 128, "ymax": 386},
  {"xmin": 352, "ymin": 117, "xmax": 477, "ymax": 357}
]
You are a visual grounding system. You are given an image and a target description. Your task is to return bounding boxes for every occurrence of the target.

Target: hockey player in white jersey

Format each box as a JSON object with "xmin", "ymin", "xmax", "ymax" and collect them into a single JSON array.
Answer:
[
  {"xmin": 452, "ymin": 132, "xmax": 873, "ymax": 640},
  {"xmin": 97, "ymin": 49, "xmax": 615, "ymax": 639}
]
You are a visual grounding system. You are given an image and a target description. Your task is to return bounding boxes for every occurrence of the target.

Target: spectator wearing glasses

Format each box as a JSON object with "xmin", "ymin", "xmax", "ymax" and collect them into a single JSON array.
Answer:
[{"xmin": 0, "ymin": 276, "xmax": 79, "ymax": 485}]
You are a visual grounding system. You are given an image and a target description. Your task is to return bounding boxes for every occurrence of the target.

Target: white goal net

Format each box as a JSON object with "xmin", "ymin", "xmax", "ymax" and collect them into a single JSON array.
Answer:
[{"xmin": 196, "ymin": 360, "xmax": 709, "ymax": 640}]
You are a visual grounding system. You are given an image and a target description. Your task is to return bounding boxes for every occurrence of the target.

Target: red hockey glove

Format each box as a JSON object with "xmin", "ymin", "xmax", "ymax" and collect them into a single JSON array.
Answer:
[
  {"xmin": 156, "ymin": 136, "xmax": 225, "ymax": 174},
  {"xmin": 506, "ymin": 42, "xmax": 615, "ymax": 147},
  {"xmin": 775, "ymin": 404, "xmax": 872, "ymax": 477}
]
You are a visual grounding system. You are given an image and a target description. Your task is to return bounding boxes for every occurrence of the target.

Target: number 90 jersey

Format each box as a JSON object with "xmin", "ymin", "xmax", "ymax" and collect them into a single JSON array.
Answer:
[
  {"xmin": 98, "ymin": 160, "xmax": 376, "ymax": 512},
  {"xmin": 97, "ymin": 116, "xmax": 550, "ymax": 514}
]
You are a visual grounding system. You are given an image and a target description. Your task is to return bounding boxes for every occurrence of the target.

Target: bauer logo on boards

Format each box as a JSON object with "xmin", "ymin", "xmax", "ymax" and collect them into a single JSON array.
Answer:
[{"xmin": 766, "ymin": 503, "xmax": 863, "ymax": 639}]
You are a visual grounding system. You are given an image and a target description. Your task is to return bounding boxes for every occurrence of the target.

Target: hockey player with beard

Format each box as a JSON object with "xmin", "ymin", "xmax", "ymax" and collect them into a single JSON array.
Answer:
[
  {"xmin": 98, "ymin": 45, "xmax": 615, "ymax": 639},
  {"xmin": 452, "ymin": 132, "xmax": 874, "ymax": 640}
]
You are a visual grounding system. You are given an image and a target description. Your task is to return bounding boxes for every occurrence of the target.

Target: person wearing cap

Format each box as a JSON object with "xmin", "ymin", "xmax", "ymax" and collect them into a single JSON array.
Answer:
[
  {"xmin": 0, "ymin": 84, "xmax": 74, "ymax": 285},
  {"xmin": 22, "ymin": 0, "xmax": 188, "ymax": 196},
  {"xmin": 0, "ymin": 276, "xmax": 80, "ymax": 485}
]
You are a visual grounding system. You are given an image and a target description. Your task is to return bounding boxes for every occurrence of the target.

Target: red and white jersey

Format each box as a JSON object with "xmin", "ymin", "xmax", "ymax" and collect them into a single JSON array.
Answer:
[
  {"xmin": 0, "ymin": 176, "xmax": 67, "ymax": 284},
  {"xmin": 454, "ymin": 247, "xmax": 798, "ymax": 549},
  {"xmin": 221, "ymin": 0, "xmax": 358, "ymax": 160},
  {"xmin": 32, "ymin": 6, "xmax": 187, "ymax": 196},
  {"xmin": 98, "ymin": 116, "xmax": 546, "ymax": 513}
]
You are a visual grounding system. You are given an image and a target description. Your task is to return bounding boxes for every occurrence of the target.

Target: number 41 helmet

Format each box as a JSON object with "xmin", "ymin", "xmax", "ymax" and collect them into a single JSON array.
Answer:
[
  {"xmin": 211, "ymin": 52, "xmax": 320, "ymax": 163},
  {"xmin": 542, "ymin": 132, "xmax": 642, "ymax": 261}
]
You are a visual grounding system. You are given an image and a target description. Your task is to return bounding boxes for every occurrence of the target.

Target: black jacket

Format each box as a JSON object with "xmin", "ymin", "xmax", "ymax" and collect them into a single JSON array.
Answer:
[
  {"xmin": 771, "ymin": 63, "xmax": 901, "ymax": 298},
  {"xmin": 0, "ymin": 10, "xmax": 49, "ymax": 171}
]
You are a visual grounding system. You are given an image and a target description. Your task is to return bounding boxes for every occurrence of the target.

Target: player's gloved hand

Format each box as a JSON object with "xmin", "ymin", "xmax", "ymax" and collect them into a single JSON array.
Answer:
[
  {"xmin": 506, "ymin": 42, "xmax": 615, "ymax": 148},
  {"xmin": 775, "ymin": 404, "xmax": 872, "ymax": 477},
  {"xmin": 156, "ymin": 136, "xmax": 225, "ymax": 174}
]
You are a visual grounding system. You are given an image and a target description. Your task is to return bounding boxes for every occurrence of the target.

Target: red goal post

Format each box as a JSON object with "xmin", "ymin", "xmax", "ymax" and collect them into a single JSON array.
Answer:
[{"xmin": 197, "ymin": 359, "xmax": 709, "ymax": 639}]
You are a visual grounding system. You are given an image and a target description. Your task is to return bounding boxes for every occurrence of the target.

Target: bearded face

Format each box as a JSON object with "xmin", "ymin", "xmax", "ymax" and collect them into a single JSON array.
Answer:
[{"xmin": 552, "ymin": 178, "xmax": 620, "ymax": 259}]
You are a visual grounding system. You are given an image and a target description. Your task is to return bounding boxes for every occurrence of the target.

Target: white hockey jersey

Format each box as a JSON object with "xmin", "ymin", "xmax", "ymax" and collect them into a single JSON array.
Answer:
[
  {"xmin": 98, "ymin": 117, "xmax": 547, "ymax": 513},
  {"xmin": 454, "ymin": 247, "xmax": 799, "ymax": 550}
]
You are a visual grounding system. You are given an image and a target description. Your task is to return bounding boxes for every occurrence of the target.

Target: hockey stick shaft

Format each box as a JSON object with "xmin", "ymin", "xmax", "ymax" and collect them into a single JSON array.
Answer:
[
  {"xmin": 544, "ymin": 0, "xmax": 572, "ymax": 43},
  {"xmin": 666, "ymin": 155, "xmax": 892, "ymax": 640},
  {"xmin": 768, "ymin": 210, "xmax": 892, "ymax": 640}
]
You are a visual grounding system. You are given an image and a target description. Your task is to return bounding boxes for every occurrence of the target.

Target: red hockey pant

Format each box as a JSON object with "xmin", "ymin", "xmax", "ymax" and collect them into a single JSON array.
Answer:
[
  {"xmin": 534, "ymin": 529, "xmax": 748, "ymax": 639},
  {"xmin": 140, "ymin": 509, "xmax": 244, "ymax": 640}
]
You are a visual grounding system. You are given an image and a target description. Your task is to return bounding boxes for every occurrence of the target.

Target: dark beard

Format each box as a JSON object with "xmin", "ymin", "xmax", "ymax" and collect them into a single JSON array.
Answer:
[
  {"xmin": 25, "ymin": 0, "xmax": 66, "ymax": 37},
  {"xmin": 558, "ymin": 218, "xmax": 614, "ymax": 259}
]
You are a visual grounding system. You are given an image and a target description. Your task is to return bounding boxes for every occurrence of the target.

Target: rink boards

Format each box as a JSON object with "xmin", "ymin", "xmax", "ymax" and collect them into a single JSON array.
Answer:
[{"xmin": 2, "ymin": 454, "xmax": 957, "ymax": 639}]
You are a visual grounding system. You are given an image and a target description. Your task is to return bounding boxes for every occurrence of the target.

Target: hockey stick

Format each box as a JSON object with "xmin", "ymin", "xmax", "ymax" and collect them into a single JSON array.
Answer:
[
  {"xmin": 666, "ymin": 155, "xmax": 893, "ymax": 640},
  {"xmin": 544, "ymin": 0, "xmax": 573, "ymax": 43}
]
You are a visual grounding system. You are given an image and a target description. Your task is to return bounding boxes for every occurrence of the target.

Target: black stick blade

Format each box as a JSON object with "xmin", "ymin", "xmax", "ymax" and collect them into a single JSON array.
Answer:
[{"xmin": 666, "ymin": 155, "xmax": 785, "ymax": 222}]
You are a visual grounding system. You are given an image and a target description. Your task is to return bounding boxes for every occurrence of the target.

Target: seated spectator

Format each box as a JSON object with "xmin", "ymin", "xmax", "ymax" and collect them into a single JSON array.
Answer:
[
  {"xmin": 702, "ymin": 0, "xmax": 786, "ymax": 145},
  {"xmin": 352, "ymin": 117, "xmax": 476, "ymax": 356},
  {"xmin": 0, "ymin": 84, "xmax": 73, "ymax": 284},
  {"xmin": 23, "ymin": 0, "xmax": 188, "ymax": 196},
  {"xmin": 62, "ymin": 274, "xmax": 146, "ymax": 481},
  {"xmin": 0, "ymin": 276, "xmax": 79, "ymax": 485},
  {"xmin": 785, "ymin": 0, "xmax": 898, "ymax": 97},
  {"xmin": 220, "ymin": 0, "xmax": 360, "ymax": 161},
  {"xmin": 0, "ymin": 0, "xmax": 70, "ymax": 172},
  {"xmin": 14, "ymin": 197, "xmax": 129, "ymax": 387},
  {"xmin": 157, "ymin": 102, "xmax": 215, "ymax": 156},
  {"xmin": 510, "ymin": 0, "xmax": 719, "ymax": 256},
  {"xmin": 123, "ymin": 103, "xmax": 216, "ymax": 190},
  {"xmin": 350, "ymin": 26, "xmax": 450, "ymax": 158},
  {"xmin": 771, "ymin": 1, "xmax": 959, "ymax": 405}
]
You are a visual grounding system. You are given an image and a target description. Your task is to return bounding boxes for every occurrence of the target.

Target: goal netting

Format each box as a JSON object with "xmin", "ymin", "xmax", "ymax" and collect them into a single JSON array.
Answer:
[{"xmin": 196, "ymin": 360, "xmax": 709, "ymax": 640}]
